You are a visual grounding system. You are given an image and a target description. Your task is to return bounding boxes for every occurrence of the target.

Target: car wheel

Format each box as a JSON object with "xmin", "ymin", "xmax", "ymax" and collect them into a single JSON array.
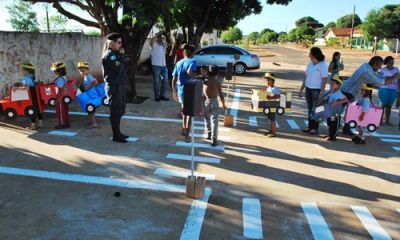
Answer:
[
  {"xmin": 276, "ymin": 107, "xmax": 285, "ymax": 115},
  {"xmin": 234, "ymin": 62, "xmax": 246, "ymax": 76},
  {"xmin": 24, "ymin": 106, "xmax": 36, "ymax": 118},
  {"xmin": 102, "ymin": 97, "xmax": 110, "ymax": 106},
  {"xmin": 86, "ymin": 104, "xmax": 96, "ymax": 113},
  {"xmin": 263, "ymin": 107, "xmax": 270, "ymax": 115},
  {"xmin": 49, "ymin": 98, "xmax": 56, "ymax": 106},
  {"xmin": 63, "ymin": 96, "xmax": 72, "ymax": 104},
  {"xmin": 5, "ymin": 108, "xmax": 17, "ymax": 120},
  {"xmin": 348, "ymin": 120, "xmax": 357, "ymax": 128},
  {"xmin": 367, "ymin": 124, "xmax": 377, "ymax": 132}
]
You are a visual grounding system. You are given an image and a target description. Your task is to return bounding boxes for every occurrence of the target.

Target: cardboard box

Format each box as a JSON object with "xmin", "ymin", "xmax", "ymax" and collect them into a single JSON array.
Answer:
[{"xmin": 185, "ymin": 176, "xmax": 206, "ymax": 199}]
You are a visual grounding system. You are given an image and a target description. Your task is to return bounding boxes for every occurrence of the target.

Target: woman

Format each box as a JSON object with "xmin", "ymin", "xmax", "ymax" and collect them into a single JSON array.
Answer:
[
  {"xmin": 328, "ymin": 52, "xmax": 344, "ymax": 79},
  {"xmin": 378, "ymin": 56, "xmax": 399, "ymax": 126},
  {"xmin": 299, "ymin": 47, "xmax": 329, "ymax": 134}
]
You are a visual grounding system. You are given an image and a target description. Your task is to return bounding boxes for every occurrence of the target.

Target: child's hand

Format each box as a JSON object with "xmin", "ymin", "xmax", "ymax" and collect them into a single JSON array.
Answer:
[{"xmin": 331, "ymin": 101, "xmax": 338, "ymax": 107}]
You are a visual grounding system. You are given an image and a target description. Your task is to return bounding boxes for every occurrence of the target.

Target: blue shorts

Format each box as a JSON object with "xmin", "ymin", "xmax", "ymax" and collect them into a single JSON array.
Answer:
[{"xmin": 379, "ymin": 88, "xmax": 398, "ymax": 106}]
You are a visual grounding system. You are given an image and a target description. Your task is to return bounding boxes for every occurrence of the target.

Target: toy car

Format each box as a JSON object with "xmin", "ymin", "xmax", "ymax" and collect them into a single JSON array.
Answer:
[
  {"xmin": 76, "ymin": 83, "xmax": 109, "ymax": 113},
  {"xmin": 0, "ymin": 86, "xmax": 44, "ymax": 120},
  {"xmin": 313, "ymin": 103, "xmax": 344, "ymax": 121},
  {"xmin": 39, "ymin": 79, "xmax": 77, "ymax": 106},
  {"xmin": 251, "ymin": 89, "xmax": 292, "ymax": 115},
  {"xmin": 345, "ymin": 102, "xmax": 382, "ymax": 132}
]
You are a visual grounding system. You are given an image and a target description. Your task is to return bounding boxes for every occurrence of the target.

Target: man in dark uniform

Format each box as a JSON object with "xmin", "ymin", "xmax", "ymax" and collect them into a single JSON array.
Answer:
[{"xmin": 102, "ymin": 32, "xmax": 129, "ymax": 143}]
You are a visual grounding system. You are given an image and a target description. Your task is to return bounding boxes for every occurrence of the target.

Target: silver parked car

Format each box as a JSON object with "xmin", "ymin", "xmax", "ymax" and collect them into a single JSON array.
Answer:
[{"xmin": 195, "ymin": 45, "xmax": 260, "ymax": 75}]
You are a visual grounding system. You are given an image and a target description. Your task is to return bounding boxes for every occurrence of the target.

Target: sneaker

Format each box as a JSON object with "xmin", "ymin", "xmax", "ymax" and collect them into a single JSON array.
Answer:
[
  {"xmin": 309, "ymin": 129, "xmax": 318, "ymax": 135},
  {"xmin": 267, "ymin": 133, "xmax": 277, "ymax": 138},
  {"xmin": 155, "ymin": 98, "xmax": 161, "ymax": 102},
  {"xmin": 211, "ymin": 139, "xmax": 219, "ymax": 147},
  {"xmin": 302, "ymin": 128, "xmax": 311, "ymax": 133},
  {"xmin": 112, "ymin": 136, "xmax": 128, "ymax": 143},
  {"xmin": 264, "ymin": 130, "xmax": 271, "ymax": 136},
  {"xmin": 120, "ymin": 133, "xmax": 129, "ymax": 139},
  {"xmin": 160, "ymin": 96, "xmax": 170, "ymax": 101}
]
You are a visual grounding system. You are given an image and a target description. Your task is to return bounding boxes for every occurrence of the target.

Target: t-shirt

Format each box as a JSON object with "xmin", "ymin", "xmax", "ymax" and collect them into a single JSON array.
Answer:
[
  {"xmin": 84, "ymin": 74, "xmax": 96, "ymax": 88},
  {"xmin": 173, "ymin": 58, "xmax": 197, "ymax": 96},
  {"xmin": 305, "ymin": 61, "xmax": 329, "ymax": 89},
  {"xmin": 55, "ymin": 76, "xmax": 67, "ymax": 88},
  {"xmin": 22, "ymin": 74, "xmax": 34, "ymax": 87},
  {"xmin": 326, "ymin": 89, "xmax": 346, "ymax": 104},
  {"xmin": 357, "ymin": 97, "xmax": 371, "ymax": 113},
  {"xmin": 266, "ymin": 86, "xmax": 281, "ymax": 96},
  {"xmin": 151, "ymin": 41, "xmax": 167, "ymax": 67},
  {"xmin": 176, "ymin": 48, "xmax": 184, "ymax": 62},
  {"xmin": 380, "ymin": 67, "xmax": 399, "ymax": 90}
]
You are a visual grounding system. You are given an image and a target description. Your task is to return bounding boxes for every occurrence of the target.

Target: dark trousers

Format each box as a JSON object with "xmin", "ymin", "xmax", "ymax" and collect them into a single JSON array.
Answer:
[
  {"xmin": 305, "ymin": 87, "xmax": 321, "ymax": 131},
  {"xmin": 327, "ymin": 116, "xmax": 340, "ymax": 140},
  {"xmin": 341, "ymin": 91, "xmax": 355, "ymax": 134},
  {"xmin": 109, "ymin": 85, "xmax": 126, "ymax": 138}
]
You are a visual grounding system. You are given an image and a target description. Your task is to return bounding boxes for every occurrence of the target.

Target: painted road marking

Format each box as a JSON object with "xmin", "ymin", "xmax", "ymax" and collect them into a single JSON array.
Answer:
[
  {"xmin": 48, "ymin": 130, "xmax": 78, "ymax": 137},
  {"xmin": 0, "ymin": 166, "xmax": 185, "ymax": 193},
  {"xmin": 109, "ymin": 137, "xmax": 138, "ymax": 142},
  {"xmin": 243, "ymin": 198, "xmax": 263, "ymax": 239},
  {"xmin": 380, "ymin": 138, "xmax": 400, "ymax": 143},
  {"xmin": 352, "ymin": 206, "xmax": 392, "ymax": 240},
  {"xmin": 180, "ymin": 188, "xmax": 212, "ymax": 240},
  {"xmin": 230, "ymin": 88, "xmax": 241, "ymax": 127},
  {"xmin": 287, "ymin": 119, "xmax": 300, "ymax": 130},
  {"xmin": 276, "ymin": 121, "xmax": 280, "ymax": 128},
  {"xmin": 154, "ymin": 168, "xmax": 216, "ymax": 181},
  {"xmin": 249, "ymin": 116, "xmax": 258, "ymax": 127},
  {"xmin": 301, "ymin": 202, "xmax": 334, "ymax": 240},
  {"xmin": 167, "ymin": 153, "xmax": 220, "ymax": 164},
  {"xmin": 176, "ymin": 141, "xmax": 224, "ymax": 151},
  {"xmin": 190, "ymin": 133, "xmax": 231, "ymax": 141},
  {"xmin": 393, "ymin": 147, "xmax": 400, "ymax": 151},
  {"xmin": 372, "ymin": 132, "xmax": 400, "ymax": 139}
]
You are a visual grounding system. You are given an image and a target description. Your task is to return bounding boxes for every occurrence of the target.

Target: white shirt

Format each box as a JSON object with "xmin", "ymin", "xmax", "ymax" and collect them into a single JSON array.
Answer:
[
  {"xmin": 151, "ymin": 41, "xmax": 167, "ymax": 67},
  {"xmin": 305, "ymin": 61, "xmax": 329, "ymax": 89}
]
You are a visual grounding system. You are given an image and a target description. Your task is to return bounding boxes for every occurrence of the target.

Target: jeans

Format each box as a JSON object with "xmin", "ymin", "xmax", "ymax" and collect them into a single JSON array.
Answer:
[
  {"xmin": 204, "ymin": 98, "xmax": 219, "ymax": 140},
  {"xmin": 152, "ymin": 65, "xmax": 168, "ymax": 99},
  {"xmin": 327, "ymin": 116, "xmax": 339, "ymax": 140},
  {"xmin": 305, "ymin": 87, "xmax": 321, "ymax": 131}
]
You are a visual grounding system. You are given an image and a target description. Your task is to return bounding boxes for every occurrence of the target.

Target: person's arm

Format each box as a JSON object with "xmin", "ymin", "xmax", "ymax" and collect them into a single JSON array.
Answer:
[
  {"xmin": 84, "ymin": 76, "xmax": 98, "ymax": 91},
  {"xmin": 331, "ymin": 96, "xmax": 348, "ymax": 107},
  {"xmin": 187, "ymin": 60, "xmax": 197, "ymax": 78},
  {"xmin": 172, "ymin": 76, "xmax": 178, "ymax": 101},
  {"xmin": 217, "ymin": 81, "xmax": 227, "ymax": 109},
  {"xmin": 363, "ymin": 66, "xmax": 393, "ymax": 87},
  {"xmin": 328, "ymin": 62, "xmax": 336, "ymax": 74},
  {"xmin": 299, "ymin": 77, "xmax": 306, "ymax": 98}
]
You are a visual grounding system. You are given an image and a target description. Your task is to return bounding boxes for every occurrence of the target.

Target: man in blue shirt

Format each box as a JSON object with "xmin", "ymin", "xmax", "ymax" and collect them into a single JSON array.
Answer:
[{"xmin": 172, "ymin": 44, "xmax": 197, "ymax": 141}]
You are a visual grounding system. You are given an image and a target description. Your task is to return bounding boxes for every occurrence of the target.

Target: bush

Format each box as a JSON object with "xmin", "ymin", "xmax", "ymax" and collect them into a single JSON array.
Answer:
[
  {"xmin": 326, "ymin": 37, "xmax": 341, "ymax": 47},
  {"xmin": 202, "ymin": 40, "xmax": 208, "ymax": 46}
]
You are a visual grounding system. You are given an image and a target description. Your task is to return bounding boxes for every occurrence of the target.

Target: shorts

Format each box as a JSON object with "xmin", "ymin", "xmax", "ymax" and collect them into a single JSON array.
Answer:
[
  {"xmin": 267, "ymin": 112, "xmax": 276, "ymax": 121},
  {"xmin": 379, "ymin": 88, "xmax": 398, "ymax": 106}
]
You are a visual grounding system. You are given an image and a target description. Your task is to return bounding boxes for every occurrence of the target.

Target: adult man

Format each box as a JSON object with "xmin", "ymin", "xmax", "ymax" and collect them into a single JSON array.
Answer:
[
  {"xmin": 151, "ymin": 32, "xmax": 170, "ymax": 102},
  {"xmin": 341, "ymin": 56, "xmax": 400, "ymax": 135},
  {"xmin": 102, "ymin": 32, "xmax": 129, "ymax": 143}
]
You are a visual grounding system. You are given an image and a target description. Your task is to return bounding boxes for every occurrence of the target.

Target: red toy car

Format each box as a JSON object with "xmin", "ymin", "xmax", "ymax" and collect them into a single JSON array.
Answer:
[
  {"xmin": 39, "ymin": 79, "xmax": 77, "ymax": 106},
  {"xmin": 0, "ymin": 86, "xmax": 44, "ymax": 119}
]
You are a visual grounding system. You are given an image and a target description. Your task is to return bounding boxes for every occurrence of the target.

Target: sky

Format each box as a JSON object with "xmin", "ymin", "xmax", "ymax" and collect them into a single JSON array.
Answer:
[{"xmin": 0, "ymin": 0, "xmax": 399, "ymax": 34}]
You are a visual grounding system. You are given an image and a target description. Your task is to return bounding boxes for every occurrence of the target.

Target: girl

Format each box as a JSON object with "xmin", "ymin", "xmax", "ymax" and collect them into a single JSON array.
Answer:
[
  {"xmin": 51, "ymin": 62, "xmax": 70, "ymax": 129},
  {"xmin": 353, "ymin": 84, "xmax": 373, "ymax": 145},
  {"xmin": 328, "ymin": 52, "xmax": 344, "ymax": 79},
  {"xmin": 77, "ymin": 61, "xmax": 98, "ymax": 129},
  {"xmin": 14, "ymin": 63, "xmax": 43, "ymax": 130},
  {"xmin": 378, "ymin": 56, "xmax": 399, "ymax": 126}
]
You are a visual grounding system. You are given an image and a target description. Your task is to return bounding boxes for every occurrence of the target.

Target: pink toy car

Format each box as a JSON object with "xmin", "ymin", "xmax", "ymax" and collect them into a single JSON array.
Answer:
[{"xmin": 345, "ymin": 102, "xmax": 382, "ymax": 132}]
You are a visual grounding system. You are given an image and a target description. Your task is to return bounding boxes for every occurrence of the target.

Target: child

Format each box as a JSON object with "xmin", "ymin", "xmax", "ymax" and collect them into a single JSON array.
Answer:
[
  {"xmin": 51, "ymin": 62, "xmax": 70, "ymax": 129},
  {"xmin": 203, "ymin": 65, "xmax": 226, "ymax": 146},
  {"xmin": 320, "ymin": 75, "xmax": 348, "ymax": 141},
  {"xmin": 264, "ymin": 73, "xmax": 280, "ymax": 137},
  {"xmin": 77, "ymin": 61, "xmax": 99, "ymax": 129},
  {"xmin": 378, "ymin": 56, "xmax": 399, "ymax": 126},
  {"xmin": 14, "ymin": 63, "xmax": 43, "ymax": 130},
  {"xmin": 352, "ymin": 84, "xmax": 373, "ymax": 144}
]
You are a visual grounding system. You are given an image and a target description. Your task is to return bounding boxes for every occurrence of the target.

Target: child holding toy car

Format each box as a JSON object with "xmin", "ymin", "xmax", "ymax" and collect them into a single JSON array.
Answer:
[
  {"xmin": 264, "ymin": 73, "xmax": 281, "ymax": 138},
  {"xmin": 51, "ymin": 62, "xmax": 70, "ymax": 129},
  {"xmin": 352, "ymin": 84, "xmax": 374, "ymax": 145},
  {"xmin": 78, "ymin": 61, "xmax": 98, "ymax": 129}
]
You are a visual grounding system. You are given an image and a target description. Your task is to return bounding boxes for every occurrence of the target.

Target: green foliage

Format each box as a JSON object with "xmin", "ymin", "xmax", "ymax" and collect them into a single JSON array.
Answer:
[
  {"xmin": 7, "ymin": 1, "xmax": 39, "ymax": 32},
  {"xmin": 221, "ymin": 27, "xmax": 243, "ymax": 44},
  {"xmin": 336, "ymin": 14, "xmax": 362, "ymax": 28},
  {"xmin": 85, "ymin": 30, "xmax": 101, "ymax": 36},
  {"xmin": 324, "ymin": 22, "xmax": 336, "ymax": 33},
  {"xmin": 248, "ymin": 32, "xmax": 260, "ymax": 44},
  {"xmin": 362, "ymin": 4, "xmax": 400, "ymax": 40},
  {"xmin": 295, "ymin": 16, "xmax": 323, "ymax": 29},
  {"xmin": 202, "ymin": 40, "xmax": 208, "ymax": 46},
  {"xmin": 326, "ymin": 37, "xmax": 341, "ymax": 47},
  {"xmin": 256, "ymin": 31, "xmax": 279, "ymax": 44},
  {"xmin": 288, "ymin": 26, "xmax": 315, "ymax": 43},
  {"xmin": 260, "ymin": 28, "xmax": 274, "ymax": 35},
  {"xmin": 41, "ymin": 14, "xmax": 69, "ymax": 32},
  {"xmin": 277, "ymin": 32, "xmax": 288, "ymax": 43}
]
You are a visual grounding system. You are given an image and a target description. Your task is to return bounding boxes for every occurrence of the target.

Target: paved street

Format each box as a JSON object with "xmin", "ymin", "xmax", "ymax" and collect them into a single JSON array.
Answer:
[{"xmin": 0, "ymin": 45, "xmax": 399, "ymax": 240}]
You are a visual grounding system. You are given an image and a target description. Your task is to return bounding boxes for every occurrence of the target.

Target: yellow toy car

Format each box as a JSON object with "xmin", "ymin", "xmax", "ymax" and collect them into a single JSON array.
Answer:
[{"xmin": 251, "ymin": 89, "xmax": 292, "ymax": 115}]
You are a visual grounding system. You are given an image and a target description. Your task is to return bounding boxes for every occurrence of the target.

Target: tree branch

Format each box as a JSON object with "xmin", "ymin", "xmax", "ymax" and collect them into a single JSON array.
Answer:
[{"xmin": 52, "ymin": 1, "xmax": 100, "ymax": 28}]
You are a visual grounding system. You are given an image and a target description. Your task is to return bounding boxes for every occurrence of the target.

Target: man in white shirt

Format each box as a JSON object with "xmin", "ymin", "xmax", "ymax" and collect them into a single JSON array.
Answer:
[{"xmin": 151, "ymin": 32, "xmax": 170, "ymax": 102}]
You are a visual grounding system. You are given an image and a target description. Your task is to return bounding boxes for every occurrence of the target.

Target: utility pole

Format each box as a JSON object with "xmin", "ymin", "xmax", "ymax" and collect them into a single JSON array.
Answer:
[
  {"xmin": 45, "ymin": 5, "xmax": 50, "ymax": 33},
  {"xmin": 349, "ymin": 5, "xmax": 355, "ymax": 49}
]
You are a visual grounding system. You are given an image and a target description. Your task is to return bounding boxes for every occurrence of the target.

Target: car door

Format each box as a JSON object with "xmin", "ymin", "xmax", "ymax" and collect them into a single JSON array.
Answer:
[
  {"xmin": 214, "ymin": 47, "xmax": 243, "ymax": 68},
  {"xmin": 195, "ymin": 47, "xmax": 217, "ymax": 66}
]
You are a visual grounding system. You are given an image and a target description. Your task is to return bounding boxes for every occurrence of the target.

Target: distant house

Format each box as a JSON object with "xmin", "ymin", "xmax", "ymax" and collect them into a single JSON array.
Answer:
[
  {"xmin": 324, "ymin": 27, "xmax": 362, "ymax": 47},
  {"xmin": 201, "ymin": 30, "xmax": 221, "ymax": 47}
]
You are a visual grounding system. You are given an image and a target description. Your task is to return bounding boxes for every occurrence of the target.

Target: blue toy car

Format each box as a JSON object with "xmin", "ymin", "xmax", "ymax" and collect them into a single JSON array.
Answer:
[{"xmin": 76, "ymin": 83, "xmax": 109, "ymax": 113}]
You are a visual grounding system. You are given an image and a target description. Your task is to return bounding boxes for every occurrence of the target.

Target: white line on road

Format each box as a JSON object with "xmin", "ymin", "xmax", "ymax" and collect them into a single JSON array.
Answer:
[
  {"xmin": 301, "ymin": 202, "xmax": 334, "ymax": 240},
  {"xmin": 352, "ymin": 206, "xmax": 392, "ymax": 240},
  {"xmin": 230, "ymin": 88, "xmax": 241, "ymax": 127},
  {"xmin": 167, "ymin": 153, "xmax": 220, "ymax": 164},
  {"xmin": 180, "ymin": 188, "xmax": 212, "ymax": 240},
  {"xmin": 304, "ymin": 120, "xmax": 309, "ymax": 127},
  {"xmin": 48, "ymin": 130, "xmax": 78, "ymax": 137},
  {"xmin": 0, "ymin": 166, "xmax": 185, "ymax": 193},
  {"xmin": 393, "ymin": 147, "xmax": 400, "ymax": 151},
  {"xmin": 154, "ymin": 168, "xmax": 216, "ymax": 181},
  {"xmin": 243, "ymin": 198, "xmax": 263, "ymax": 239},
  {"xmin": 287, "ymin": 119, "xmax": 300, "ymax": 130},
  {"xmin": 176, "ymin": 141, "xmax": 224, "ymax": 151},
  {"xmin": 380, "ymin": 138, "xmax": 400, "ymax": 143},
  {"xmin": 276, "ymin": 121, "xmax": 280, "ymax": 128},
  {"xmin": 249, "ymin": 116, "xmax": 258, "ymax": 127},
  {"xmin": 372, "ymin": 132, "xmax": 400, "ymax": 139}
]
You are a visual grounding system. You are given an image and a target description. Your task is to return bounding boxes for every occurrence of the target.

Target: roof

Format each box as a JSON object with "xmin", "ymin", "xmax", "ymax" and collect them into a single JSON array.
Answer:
[{"xmin": 324, "ymin": 27, "xmax": 362, "ymax": 37}]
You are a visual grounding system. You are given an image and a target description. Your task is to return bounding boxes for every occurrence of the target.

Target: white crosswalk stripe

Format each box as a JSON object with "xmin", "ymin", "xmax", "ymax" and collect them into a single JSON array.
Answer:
[
  {"xmin": 301, "ymin": 202, "xmax": 334, "ymax": 240},
  {"xmin": 352, "ymin": 206, "xmax": 392, "ymax": 240},
  {"xmin": 166, "ymin": 153, "xmax": 220, "ymax": 164},
  {"xmin": 243, "ymin": 198, "xmax": 263, "ymax": 239},
  {"xmin": 287, "ymin": 119, "xmax": 300, "ymax": 130},
  {"xmin": 249, "ymin": 116, "xmax": 258, "ymax": 127}
]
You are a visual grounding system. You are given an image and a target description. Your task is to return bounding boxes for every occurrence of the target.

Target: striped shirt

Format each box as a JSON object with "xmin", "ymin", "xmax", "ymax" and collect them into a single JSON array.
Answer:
[{"xmin": 341, "ymin": 63, "xmax": 385, "ymax": 97}]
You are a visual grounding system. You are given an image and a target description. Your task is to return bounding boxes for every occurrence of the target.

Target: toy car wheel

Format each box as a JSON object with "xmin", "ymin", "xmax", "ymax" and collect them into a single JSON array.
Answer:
[
  {"xmin": 263, "ymin": 107, "xmax": 270, "ymax": 115},
  {"xmin": 49, "ymin": 98, "xmax": 56, "ymax": 106},
  {"xmin": 24, "ymin": 106, "xmax": 36, "ymax": 118},
  {"xmin": 102, "ymin": 97, "xmax": 110, "ymax": 106},
  {"xmin": 63, "ymin": 96, "xmax": 72, "ymax": 104},
  {"xmin": 348, "ymin": 120, "xmax": 357, "ymax": 128},
  {"xmin": 4, "ymin": 108, "xmax": 17, "ymax": 120},
  {"xmin": 85, "ymin": 104, "xmax": 96, "ymax": 113},
  {"xmin": 276, "ymin": 107, "xmax": 285, "ymax": 115},
  {"xmin": 367, "ymin": 124, "xmax": 377, "ymax": 132}
]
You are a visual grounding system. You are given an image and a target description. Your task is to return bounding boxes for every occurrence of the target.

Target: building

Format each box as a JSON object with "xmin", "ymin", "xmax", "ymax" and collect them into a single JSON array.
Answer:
[
  {"xmin": 324, "ymin": 27, "xmax": 362, "ymax": 47},
  {"xmin": 200, "ymin": 30, "xmax": 221, "ymax": 47}
]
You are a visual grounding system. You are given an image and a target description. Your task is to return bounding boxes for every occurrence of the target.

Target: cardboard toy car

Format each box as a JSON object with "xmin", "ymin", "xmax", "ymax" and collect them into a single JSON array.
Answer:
[
  {"xmin": 76, "ymin": 83, "xmax": 109, "ymax": 113},
  {"xmin": 345, "ymin": 102, "xmax": 382, "ymax": 132},
  {"xmin": 0, "ymin": 86, "xmax": 44, "ymax": 119},
  {"xmin": 313, "ymin": 103, "xmax": 344, "ymax": 121},
  {"xmin": 251, "ymin": 89, "xmax": 292, "ymax": 115},
  {"xmin": 39, "ymin": 79, "xmax": 77, "ymax": 106}
]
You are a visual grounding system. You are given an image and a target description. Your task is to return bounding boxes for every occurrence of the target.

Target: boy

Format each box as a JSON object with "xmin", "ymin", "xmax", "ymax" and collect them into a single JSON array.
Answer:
[
  {"xmin": 353, "ymin": 84, "xmax": 374, "ymax": 144},
  {"xmin": 78, "ymin": 61, "xmax": 99, "ymax": 129},
  {"xmin": 264, "ymin": 73, "xmax": 280, "ymax": 137},
  {"xmin": 51, "ymin": 62, "xmax": 70, "ymax": 129},
  {"xmin": 203, "ymin": 65, "xmax": 227, "ymax": 146}
]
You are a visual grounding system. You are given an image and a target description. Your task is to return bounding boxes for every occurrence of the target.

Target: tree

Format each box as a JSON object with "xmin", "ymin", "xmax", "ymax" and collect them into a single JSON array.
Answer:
[
  {"xmin": 336, "ymin": 14, "xmax": 362, "ymax": 28},
  {"xmin": 260, "ymin": 28, "xmax": 274, "ymax": 35},
  {"xmin": 287, "ymin": 26, "xmax": 314, "ymax": 43},
  {"xmin": 295, "ymin": 16, "xmax": 323, "ymax": 29},
  {"xmin": 221, "ymin": 27, "xmax": 243, "ymax": 43},
  {"xmin": 41, "ymin": 14, "xmax": 69, "ymax": 32},
  {"xmin": 324, "ymin": 21, "xmax": 336, "ymax": 33},
  {"xmin": 362, "ymin": 4, "xmax": 400, "ymax": 40},
  {"xmin": 277, "ymin": 32, "xmax": 288, "ymax": 43},
  {"xmin": 248, "ymin": 32, "xmax": 260, "ymax": 44},
  {"xmin": 7, "ymin": 1, "xmax": 40, "ymax": 32}
]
